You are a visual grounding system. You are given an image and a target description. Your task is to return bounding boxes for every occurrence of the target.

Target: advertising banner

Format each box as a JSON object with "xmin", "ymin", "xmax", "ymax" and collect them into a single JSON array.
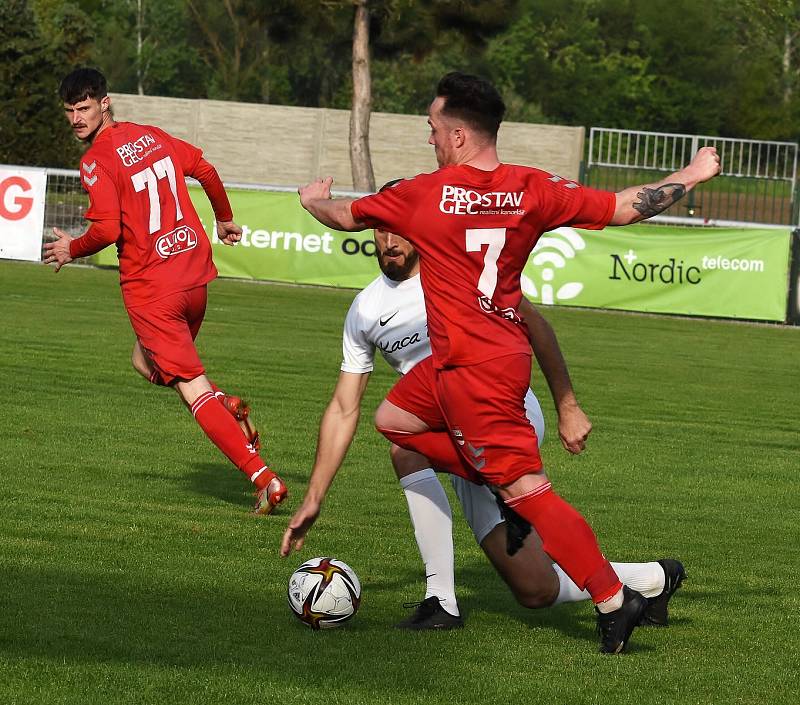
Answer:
[
  {"xmin": 521, "ymin": 224, "xmax": 791, "ymax": 321},
  {"xmin": 94, "ymin": 186, "xmax": 792, "ymax": 321},
  {"xmin": 0, "ymin": 166, "xmax": 47, "ymax": 262},
  {"xmin": 95, "ymin": 186, "xmax": 379, "ymax": 288}
]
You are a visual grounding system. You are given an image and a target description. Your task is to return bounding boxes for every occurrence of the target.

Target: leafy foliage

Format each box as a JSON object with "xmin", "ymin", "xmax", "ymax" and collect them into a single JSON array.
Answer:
[
  {"xmin": 0, "ymin": 0, "xmax": 82, "ymax": 167},
  {"xmin": 6, "ymin": 0, "xmax": 800, "ymax": 170}
]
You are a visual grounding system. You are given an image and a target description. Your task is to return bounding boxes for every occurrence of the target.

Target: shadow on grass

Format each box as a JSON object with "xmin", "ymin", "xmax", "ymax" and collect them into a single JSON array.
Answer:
[
  {"xmin": 0, "ymin": 562, "xmax": 650, "ymax": 673},
  {"xmin": 0, "ymin": 564, "xmax": 436, "ymax": 667},
  {"xmin": 181, "ymin": 463, "xmax": 252, "ymax": 508},
  {"xmin": 0, "ymin": 561, "xmax": 641, "ymax": 699},
  {"xmin": 370, "ymin": 560, "xmax": 659, "ymax": 652},
  {"xmin": 183, "ymin": 463, "xmax": 309, "ymax": 509},
  {"xmin": 455, "ymin": 562, "xmax": 659, "ymax": 650}
]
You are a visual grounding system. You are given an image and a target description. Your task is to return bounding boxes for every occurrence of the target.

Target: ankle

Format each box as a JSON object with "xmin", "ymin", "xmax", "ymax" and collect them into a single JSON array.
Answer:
[{"xmin": 596, "ymin": 587, "xmax": 624, "ymax": 614}]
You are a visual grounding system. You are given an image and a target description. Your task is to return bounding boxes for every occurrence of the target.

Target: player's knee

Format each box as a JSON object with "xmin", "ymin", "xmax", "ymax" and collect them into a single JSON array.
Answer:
[
  {"xmin": 389, "ymin": 444, "xmax": 429, "ymax": 478},
  {"xmin": 511, "ymin": 581, "xmax": 559, "ymax": 609},
  {"xmin": 131, "ymin": 350, "xmax": 150, "ymax": 379}
]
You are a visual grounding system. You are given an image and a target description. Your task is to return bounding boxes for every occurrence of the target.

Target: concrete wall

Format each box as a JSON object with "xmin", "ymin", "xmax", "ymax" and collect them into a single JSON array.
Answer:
[{"xmin": 110, "ymin": 93, "xmax": 584, "ymax": 189}]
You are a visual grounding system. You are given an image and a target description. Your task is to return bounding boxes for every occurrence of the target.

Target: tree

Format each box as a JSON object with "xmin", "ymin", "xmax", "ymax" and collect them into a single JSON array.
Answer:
[
  {"xmin": 83, "ymin": 0, "xmax": 205, "ymax": 99},
  {"xmin": 0, "ymin": 0, "xmax": 82, "ymax": 167},
  {"xmin": 185, "ymin": 0, "xmax": 311, "ymax": 103},
  {"xmin": 350, "ymin": 0, "xmax": 376, "ymax": 191}
]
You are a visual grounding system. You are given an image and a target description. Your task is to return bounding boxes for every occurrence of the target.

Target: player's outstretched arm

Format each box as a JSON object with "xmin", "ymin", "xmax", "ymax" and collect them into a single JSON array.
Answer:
[
  {"xmin": 610, "ymin": 146, "xmax": 721, "ymax": 226},
  {"xmin": 280, "ymin": 371, "xmax": 371, "ymax": 556},
  {"xmin": 298, "ymin": 177, "xmax": 366, "ymax": 232},
  {"xmin": 518, "ymin": 297, "xmax": 592, "ymax": 454}
]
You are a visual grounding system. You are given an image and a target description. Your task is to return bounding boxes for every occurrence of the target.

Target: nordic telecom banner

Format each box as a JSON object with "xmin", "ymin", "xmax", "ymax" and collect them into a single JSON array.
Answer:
[
  {"xmin": 520, "ymin": 225, "xmax": 791, "ymax": 321},
  {"xmin": 0, "ymin": 166, "xmax": 47, "ymax": 262},
  {"xmin": 93, "ymin": 187, "xmax": 791, "ymax": 321},
  {"xmin": 96, "ymin": 186, "xmax": 379, "ymax": 289}
]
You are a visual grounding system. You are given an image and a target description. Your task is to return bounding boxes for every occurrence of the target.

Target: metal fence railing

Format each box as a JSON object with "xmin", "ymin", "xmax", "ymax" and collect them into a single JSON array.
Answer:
[
  {"xmin": 44, "ymin": 168, "xmax": 88, "ymax": 239},
  {"xmin": 585, "ymin": 128, "xmax": 799, "ymax": 227},
  {"xmin": 45, "ymin": 138, "xmax": 800, "ymax": 243},
  {"xmin": 41, "ymin": 170, "xmax": 364, "ymax": 244}
]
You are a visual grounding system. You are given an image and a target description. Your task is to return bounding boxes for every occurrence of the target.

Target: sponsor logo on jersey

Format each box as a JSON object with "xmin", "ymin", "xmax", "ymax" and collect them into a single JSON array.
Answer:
[
  {"xmin": 377, "ymin": 330, "xmax": 425, "ymax": 355},
  {"xmin": 379, "ymin": 311, "xmax": 398, "ymax": 326},
  {"xmin": 155, "ymin": 225, "xmax": 198, "ymax": 259},
  {"xmin": 478, "ymin": 295, "xmax": 523, "ymax": 324},
  {"xmin": 116, "ymin": 134, "xmax": 158, "ymax": 167},
  {"xmin": 439, "ymin": 185, "xmax": 525, "ymax": 216}
]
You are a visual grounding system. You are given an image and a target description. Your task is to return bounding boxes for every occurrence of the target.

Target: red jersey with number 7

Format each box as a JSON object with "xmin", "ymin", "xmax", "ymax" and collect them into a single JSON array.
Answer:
[
  {"xmin": 79, "ymin": 122, "xmax": 216, "ymax": 308},
  {"xmin": 351, "ymin": 164, "xmax": 615, "ymax": 368}
]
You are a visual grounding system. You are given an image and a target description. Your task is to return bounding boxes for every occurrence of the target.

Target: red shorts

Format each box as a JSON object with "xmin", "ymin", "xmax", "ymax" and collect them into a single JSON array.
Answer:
[
  {"xmin": 386, "ymin": 353, "xmax": 542, "ymax": 486},
  {"xmin": 126, "ymin": 286, "xmax": 207, "ymax": 385}
]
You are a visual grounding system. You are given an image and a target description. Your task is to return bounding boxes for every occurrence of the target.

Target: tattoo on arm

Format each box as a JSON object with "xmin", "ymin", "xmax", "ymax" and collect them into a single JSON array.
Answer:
[{"xmin": 632, "ymin": 183, "xmax": 687, "ymax": 218}]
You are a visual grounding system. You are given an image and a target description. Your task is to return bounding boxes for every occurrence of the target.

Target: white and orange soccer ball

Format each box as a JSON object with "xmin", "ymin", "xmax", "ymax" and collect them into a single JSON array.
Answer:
[{"xmin": 287, "ymin": 557, "xmax": 361, "ymax": 629}]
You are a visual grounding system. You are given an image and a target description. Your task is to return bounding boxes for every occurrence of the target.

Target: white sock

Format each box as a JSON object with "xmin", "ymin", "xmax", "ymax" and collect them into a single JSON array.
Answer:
[
  {"xmin": 552, "ymin": 561, "xmax": 665, "ymax": 605},
  {"xmin": 596, "ymin": 588, "xmax": 624, "ymax": 613},
  {"xmin": 399, "ymin": 468, "xmax": 460, "ymax": 616}
]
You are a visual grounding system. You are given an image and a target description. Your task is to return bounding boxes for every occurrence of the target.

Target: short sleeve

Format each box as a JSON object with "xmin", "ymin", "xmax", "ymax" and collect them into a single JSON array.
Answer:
[
  {"xmin": 81, "ymin": 157, "xmax": 121, "ymax": 223},
  {"xmin": 350, "ymin": 177, "xmax": 422, "ymax": 235},
  {"xmin": 534, "ymin": 173, "xmax": 615, "ymax": 231},
  {"xmin": 340, "ymin": 295, "xmax": 375, "ymax": 374}
]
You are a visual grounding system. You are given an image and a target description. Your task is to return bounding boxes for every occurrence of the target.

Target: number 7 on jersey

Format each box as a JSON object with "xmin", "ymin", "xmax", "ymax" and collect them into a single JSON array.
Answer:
[
  {"xmin": 466, "ymin": 228, "xmax": 507, "ymax": 300},
  {"xmin": 130, "ymin": 156, "xmax": 184, "ymax": 234}
]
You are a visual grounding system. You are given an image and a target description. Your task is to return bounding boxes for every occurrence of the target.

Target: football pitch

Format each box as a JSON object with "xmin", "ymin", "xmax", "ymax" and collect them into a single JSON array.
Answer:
[{"xmin": 1, "ymin": 260, "xmax": 798, "ymax": 705}]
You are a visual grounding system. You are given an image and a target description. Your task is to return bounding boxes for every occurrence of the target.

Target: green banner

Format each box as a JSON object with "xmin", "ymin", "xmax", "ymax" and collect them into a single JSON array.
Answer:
[
  {"xmin": 521, "ymin": 224, "xmax": 791, "ymax": 321},
  {"xmin": 94, "ymin": 187, "xmax": 792, "ymax": 321},
  {"xmin": 94, "ymin": 187, "xmax": 379, "ymax": 289}
]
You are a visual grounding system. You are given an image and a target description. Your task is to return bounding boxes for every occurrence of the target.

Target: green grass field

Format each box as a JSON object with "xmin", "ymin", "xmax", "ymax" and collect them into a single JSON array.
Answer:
[{"xmin": 1, "ymin": 260, "xmax": 798, "ymax": 705}]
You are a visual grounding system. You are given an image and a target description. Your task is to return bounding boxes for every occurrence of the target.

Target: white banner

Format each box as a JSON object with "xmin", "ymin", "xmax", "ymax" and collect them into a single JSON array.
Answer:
[{"xmin": 0, "ymin": 166, "xmax": 47, "ymax": 262}]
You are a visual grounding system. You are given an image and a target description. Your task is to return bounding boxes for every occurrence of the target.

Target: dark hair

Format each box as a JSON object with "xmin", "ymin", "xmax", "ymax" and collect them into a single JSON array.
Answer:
[
  {"xmin": 379, "ymin": 178, "xmax": 403, "ymax": 192},
  {"xmin": 59, "ymin": 68, "xmax": 108, "ymax": 104},
  {"xmin": 436, "ymin": 72, "xmax": 505, "ymax": 139}
]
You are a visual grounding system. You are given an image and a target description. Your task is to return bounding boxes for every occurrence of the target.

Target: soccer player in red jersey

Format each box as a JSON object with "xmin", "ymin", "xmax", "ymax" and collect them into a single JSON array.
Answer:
[
  {"xmin": 290, "ymin": 72, "xmax": 720, "ymax": 652},
  {"xmin": 43, "ymin": 68, "xmax": 287, "ymax": 515}
]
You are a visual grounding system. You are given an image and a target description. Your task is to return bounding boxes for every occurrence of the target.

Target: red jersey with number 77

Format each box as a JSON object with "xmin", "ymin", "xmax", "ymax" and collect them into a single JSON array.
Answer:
[
  {"xmin": 351, "ymin": 163, "xmax": 615, "ymax": 369},
  {"xmin": 79, "ymin": 121, "xmax": 216, "ymax": 308}
]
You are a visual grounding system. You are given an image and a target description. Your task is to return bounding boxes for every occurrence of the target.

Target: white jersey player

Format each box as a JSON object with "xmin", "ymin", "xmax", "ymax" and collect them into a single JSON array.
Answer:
[
  {"xmin": 282, "ymin": 190, "xmax": 685, "ymax": 631},
  {"xmin": 342, "ymin": 269, "xmax": 546, "ymax": 545}
]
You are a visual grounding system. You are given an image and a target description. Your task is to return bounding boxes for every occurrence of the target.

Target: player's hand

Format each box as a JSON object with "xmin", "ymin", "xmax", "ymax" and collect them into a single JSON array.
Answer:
[
  {"xmin": 216, "ymin": 220, "xmax": 242, "ymax": 246},
  {"xmin": 298, "ymin": 177, "xmax": 333, "ymax": 208},
  {"xmin": 280, "ymin": 497, "xmax": 322, "ymax": 557},
  {"xmin": 557, "ymin": 401, "xmax": 592, "ymax": 454},
  {"xmin": 688, "ymin": 146, "xmax": 721, "ymax": 184},
  {"xmin": 42, "ymin": 227, "xmax": 74, "ymax": 272}
]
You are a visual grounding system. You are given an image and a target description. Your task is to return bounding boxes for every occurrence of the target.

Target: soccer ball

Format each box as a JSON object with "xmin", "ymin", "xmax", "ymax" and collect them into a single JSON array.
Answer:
[{"xmin": 287, "ymin": 557, "xmax": 361, "ymax": 630}]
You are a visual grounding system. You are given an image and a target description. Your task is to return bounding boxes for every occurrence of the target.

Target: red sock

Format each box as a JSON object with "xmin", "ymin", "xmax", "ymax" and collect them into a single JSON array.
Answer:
[
  {"xmin": 378, "ymin": 427, "xmax": 476, "ymax": 478},
  {"xmin": 208, "ymin": 380, "xmax": 225, "ymax": 399},
  {"xmin": 190, "ymin": 391, "xmax": 274, "ymax": 489},
  {"xmin": 506, "ymin": 483, "xmax": 621, "ymax": 604}
]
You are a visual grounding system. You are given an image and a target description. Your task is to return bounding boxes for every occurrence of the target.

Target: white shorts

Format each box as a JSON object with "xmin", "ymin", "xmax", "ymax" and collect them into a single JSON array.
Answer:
[{"xmin": 450, "ymin": 388, "xmax": 545, "ymax": 544}]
